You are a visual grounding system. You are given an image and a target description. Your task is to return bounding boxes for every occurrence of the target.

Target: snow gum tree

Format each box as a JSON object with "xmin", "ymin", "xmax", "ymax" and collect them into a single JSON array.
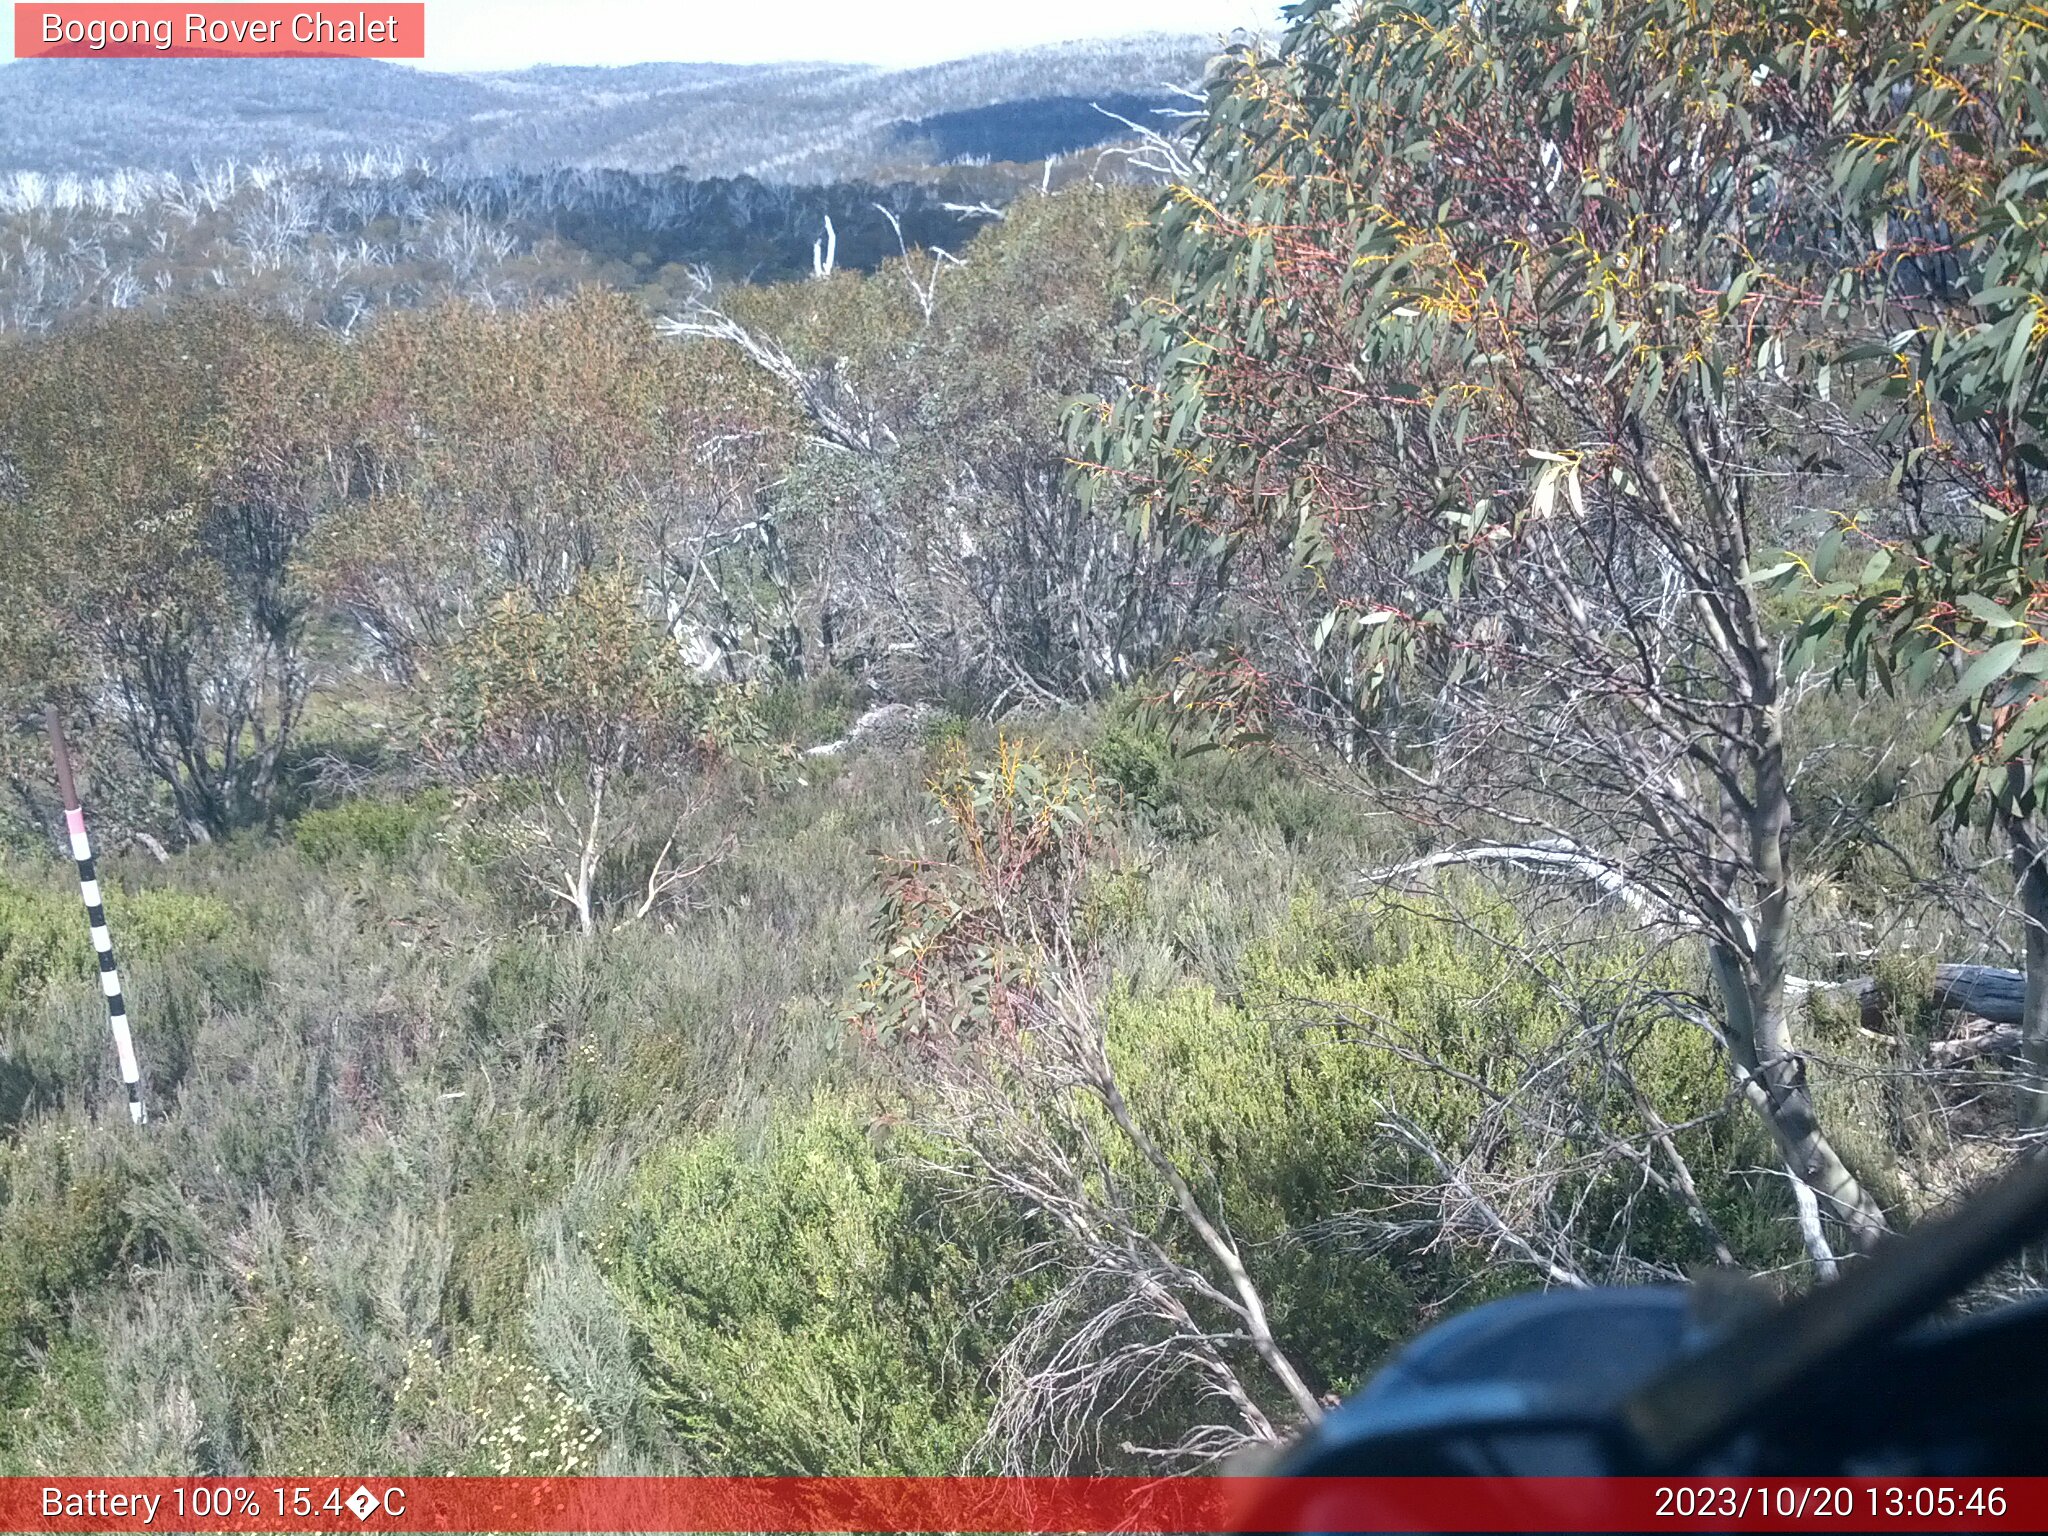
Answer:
[{"xmin": 1071, "ymin": 0, "xmax": 1931, "ymax": 1253}]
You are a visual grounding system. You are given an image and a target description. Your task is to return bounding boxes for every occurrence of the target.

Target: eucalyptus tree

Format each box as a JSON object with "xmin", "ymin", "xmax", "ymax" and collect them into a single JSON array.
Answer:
[
  {"xmin": 1791, "ymin": 0, "xmax": 2048, "ymax": 1118},
  {"xmin": 1071, "ymin": 0, "xmax": 1918, "ymax": 1252},
  {"xmin": 0, "ymin": 306, "xmax": 343, "ymax": 841},
  {"xmin": 308, "ymin": 291, "xmax": 692, "ymax": 681},
  {"xmin": 662, "ymin": 192, "xmax": 1224, "ymax": 708}
]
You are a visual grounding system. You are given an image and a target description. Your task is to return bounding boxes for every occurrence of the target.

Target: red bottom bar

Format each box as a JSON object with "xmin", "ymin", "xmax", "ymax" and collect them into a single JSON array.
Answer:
[{"xmin": 3, "ymin": 1476, "xmax": 2042, "ymax": 1533}]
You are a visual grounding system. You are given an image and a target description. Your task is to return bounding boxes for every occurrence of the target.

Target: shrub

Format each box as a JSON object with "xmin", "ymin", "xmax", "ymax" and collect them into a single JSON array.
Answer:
[
  {"xmin": 1090, "ymin": 696, "xmax": 1206, "ymax": 839},
  {"xmin": 1088, "ymin": 978, "xmax": 1423, "ymax": 1393},
  {"xmin": 856, "ymin": 739, "xmax": 1104, "ymax": 1039},
  {"xmin": 919, "ymin": 712, "xmax": 972, "ymax": 752},
  {"xmin": 605, "ymin": 1097, "xmax": 1001, "ymax": 1474},
  {"xmin": 292, "ymin": 791, "xmax": 449, "ymax": 868},
  {"xmin": 0, "ymin": 871, "xmax": 235, "ymax": 997},
  {"xmin": 752, "ymin": 672, "xmax": 862, "ymax": 749},
  {"xmin": 0, "ymin": 1123, "xmax": 139, "ymax": 1412},
  {"xmin": 1009, "ymin": 895, "xmax": 1778, "ymax": 1399},
  {"xmin": 392, "ymin": 1338, "xmax": 603, "ymax": 1475},
  {"xmin": 1236, "ymin": 896, "xmax": 1782, "ymax": 1274},
  {"xmin": 432, "ymin": 572, "xmax": 754, "ymax": 933},
  {"xmin": 0, "ymin": 878, "xmax": 72, "ymax": 1001},
  {"xmin": 216, "ymin": 1298, "xmax": 390, "ymax": 1472},
  {"xmin": 445, "ymin": 1192, "xmax": 534, "ymax": 1345},
  {"xmin": 117, "ymin": 888, "xmax": 237, "ymax": 959}
]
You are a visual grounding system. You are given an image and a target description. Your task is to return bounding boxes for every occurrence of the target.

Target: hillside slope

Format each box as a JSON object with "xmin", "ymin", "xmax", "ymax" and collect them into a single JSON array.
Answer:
[{"xmin": 0, "ymin": 36, "xmax": 1218, "ymax": 178}]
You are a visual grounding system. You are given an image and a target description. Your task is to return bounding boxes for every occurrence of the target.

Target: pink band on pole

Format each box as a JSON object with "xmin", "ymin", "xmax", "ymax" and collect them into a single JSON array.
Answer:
[{"xmin": 64, "ymin": 807, "xmax": 86, "ymax": 835}]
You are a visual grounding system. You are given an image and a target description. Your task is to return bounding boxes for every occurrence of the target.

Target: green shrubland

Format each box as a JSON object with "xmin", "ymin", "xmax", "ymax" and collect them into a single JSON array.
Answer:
[
  {"xmin": 291, "ymin": 793, "xmax": 451, "ymax": 870},
  {"xmin": 608, "ymin": 1098, "xmax": 1002, "ymax": 1474},
  {"xmin": 0, "ymin": 713, "xmax": 1836, "ymax": 1472},
  {"xmin": 0, "ymin": 872, "xmax": 236, "ymax": 997}
]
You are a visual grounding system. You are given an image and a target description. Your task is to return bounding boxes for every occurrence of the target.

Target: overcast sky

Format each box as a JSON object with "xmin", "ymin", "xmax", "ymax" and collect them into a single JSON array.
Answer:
[{"xmin": 5, "ymin": 1, "xmax": 1281, "ymax": 71}]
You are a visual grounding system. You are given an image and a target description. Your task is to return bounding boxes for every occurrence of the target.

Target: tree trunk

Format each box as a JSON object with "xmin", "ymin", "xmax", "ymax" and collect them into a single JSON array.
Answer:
[
  {"xmin": 572, "ymin": 771, "xmax": 605, "ymax": 938},
  {"xmin": 1721, "ymin": 628, "xmax": 1891, "ymax": 1258},
  {"xmin": 1785, "ymin": 1162, "xmax": 1839, "ymax": 1283},
  {"xmin": 1998, "ymin": 789, "xmax": 2048, "ymax": 1128},
  {"xmin": 1710, "ymin": 946, "xmax": 1890, "ymax": 1256}
]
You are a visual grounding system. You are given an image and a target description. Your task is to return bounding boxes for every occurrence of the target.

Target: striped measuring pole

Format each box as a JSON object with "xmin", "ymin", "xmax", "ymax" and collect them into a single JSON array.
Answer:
[{"xmin": 45, "ymin": 707, "xmax": 146, "ymax": 1125}]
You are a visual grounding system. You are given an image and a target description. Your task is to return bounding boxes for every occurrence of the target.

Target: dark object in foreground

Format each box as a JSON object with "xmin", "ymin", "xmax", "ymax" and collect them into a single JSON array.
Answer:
[{"xmin": 1271, "ymin": 1155, "xmax": 2048, "ymax": 1486}]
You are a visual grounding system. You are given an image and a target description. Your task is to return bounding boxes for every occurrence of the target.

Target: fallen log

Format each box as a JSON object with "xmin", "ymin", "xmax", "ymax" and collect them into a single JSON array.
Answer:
[
  {"xmin": 1366, "ymin": 840, "xmax": 1699, "ymax": 930},
  {"xmin": 1928, "ymin": 1017, "xmax": 2025, "ymax": 1063},
  {"xmin": 1807, "ymin": 964, "xmax": 2027, "ymax": 1030}
]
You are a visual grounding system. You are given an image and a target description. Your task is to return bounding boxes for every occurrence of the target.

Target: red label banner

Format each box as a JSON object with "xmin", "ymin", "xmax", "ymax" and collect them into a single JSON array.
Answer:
[
  {"xmin": 0, "ymin": 1477, "xmax": 2042, "ymax": 1533},
  {"xmin": 14, "ymin": 5, "xmax": 424, "ymax": 58}
]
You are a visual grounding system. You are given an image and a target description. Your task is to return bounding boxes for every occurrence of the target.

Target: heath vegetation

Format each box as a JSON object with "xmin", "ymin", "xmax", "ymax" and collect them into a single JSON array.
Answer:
[{"xmin": 4, "ymin": 0, "xmax": 2048, "ymax": 1473}]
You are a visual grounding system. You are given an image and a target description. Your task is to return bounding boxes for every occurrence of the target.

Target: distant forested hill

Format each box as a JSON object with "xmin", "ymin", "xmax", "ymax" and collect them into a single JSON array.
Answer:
[
  {"xmin": 0, "ymin": 35, "xmax": 1218, "ymax": 178},
  {"xmin": 894, "ymin": 93, "xmax": 1187, "ymax": 164}
]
